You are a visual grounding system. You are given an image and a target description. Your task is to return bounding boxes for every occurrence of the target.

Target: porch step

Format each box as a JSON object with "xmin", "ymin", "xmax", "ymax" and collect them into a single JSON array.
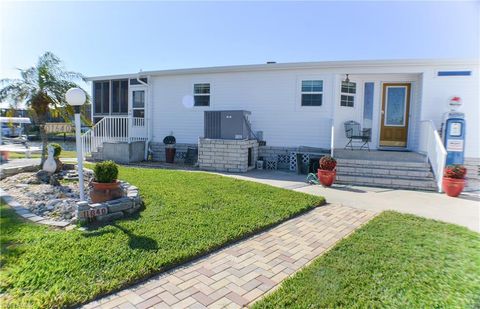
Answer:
[
  {"xmin": 335, "ymin": 158, "xmax": 437, "ymax": 191},
  {"xmin": 91, "ymin": 147, "xmax": 103, "ymax": 161}
]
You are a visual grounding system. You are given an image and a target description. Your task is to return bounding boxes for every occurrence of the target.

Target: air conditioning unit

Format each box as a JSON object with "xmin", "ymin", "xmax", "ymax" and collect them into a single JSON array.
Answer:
[{"xmin": 204, "ymin": 110, "xmax": 252, "ymax": 140}]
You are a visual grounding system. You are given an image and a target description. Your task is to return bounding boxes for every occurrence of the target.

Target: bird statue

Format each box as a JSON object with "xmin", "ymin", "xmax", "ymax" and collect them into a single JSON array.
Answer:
[{"xmin": 42, "ymin": 145, "xmax": 57, "ymax": 173}]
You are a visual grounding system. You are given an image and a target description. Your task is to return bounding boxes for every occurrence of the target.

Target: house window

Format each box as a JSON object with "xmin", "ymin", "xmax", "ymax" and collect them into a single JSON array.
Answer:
[
  {"xmin": 301, "ymin": 80, "xmax": 323, "ymax": 106},
  {"xmin": 111, "ymin": 79, "xmax": 128, "ymax": 114},
  {"xmin": 93, "ymin": 81, "xmax": 110, "ymax": 114},
  {"xmin": 363, "ymin": 82, "xmax": 374, "ymax": 129},
  {"xmin": 437, "ymin": 71, "xmax": 471, "ymax": 76},
  {"xmin": 340, "ymin": 81, "xmax": 356, "ymax": 107},
  {"xmin": 194, "ymin": 83, "xmax": 210, "ymax": 106}
]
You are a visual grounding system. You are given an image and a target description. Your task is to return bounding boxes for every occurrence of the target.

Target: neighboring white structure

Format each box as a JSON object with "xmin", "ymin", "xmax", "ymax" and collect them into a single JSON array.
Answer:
[{"xmin": 85, "ymin": 59, "xmax": 479, "ymax": 189}]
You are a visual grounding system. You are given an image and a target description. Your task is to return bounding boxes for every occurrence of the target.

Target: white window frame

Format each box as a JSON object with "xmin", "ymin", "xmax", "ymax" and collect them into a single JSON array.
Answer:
[
  {"xmin": 193, "ymin": 83, "xmax": 211, "ymax": 107},
  {"xmin": 300, "ymin": 80, "xmax": 323, "ymax": 107},
  {"xmin": 340, "ymin": 81, "xmax": 356, "ymax": 107}
]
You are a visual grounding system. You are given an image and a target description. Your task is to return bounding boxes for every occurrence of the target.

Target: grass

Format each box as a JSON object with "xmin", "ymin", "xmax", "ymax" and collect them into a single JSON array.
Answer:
[
  {"xmin": 6, "ymin": 150, "xmax": 77, "ymax": 160},
  {"xmin": 253, "ymin": 211, "xmax": 480, "ymax": 309},
  {"xmin": 0, "ymin": 166, "xmax": 324, "ymax": 308}
]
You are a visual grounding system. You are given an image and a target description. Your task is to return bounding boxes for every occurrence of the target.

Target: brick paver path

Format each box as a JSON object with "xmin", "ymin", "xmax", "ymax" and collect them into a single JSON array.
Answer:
[{"xmin": 83, "ymin": 205, "xmax": 376, "ymax": 309}]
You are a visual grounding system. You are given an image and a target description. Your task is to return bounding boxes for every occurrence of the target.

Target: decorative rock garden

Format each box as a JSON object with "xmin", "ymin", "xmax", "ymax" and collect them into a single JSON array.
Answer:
[{"xmin": 0, "ymin": 144, "xmax": 142, "ymax": 228}]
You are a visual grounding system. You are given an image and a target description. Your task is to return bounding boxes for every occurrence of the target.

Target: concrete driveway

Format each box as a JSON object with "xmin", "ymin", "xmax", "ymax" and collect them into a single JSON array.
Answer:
[{"xmin": 220, "ymin": 170, "xmax": 480, "ymax": 232}]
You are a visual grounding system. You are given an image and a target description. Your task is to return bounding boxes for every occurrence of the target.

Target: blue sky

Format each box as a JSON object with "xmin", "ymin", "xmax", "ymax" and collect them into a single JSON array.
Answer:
[{"xmin": 1, "ymin": 1, "xmax": 479, "ymax": 81}]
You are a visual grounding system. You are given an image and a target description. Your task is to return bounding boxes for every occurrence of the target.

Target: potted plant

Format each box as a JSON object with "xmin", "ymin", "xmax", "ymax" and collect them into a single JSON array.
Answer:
[
  {"xmin": 49, "ymin": 143, "xmax": 63, "ymax": 173},
  {"xmin": 163, "ymin": 134, "xmax": 176, "ymax": 163},
  {"xmin": 317, "ymin": 155, "xmax": 337, "ymax": 187},
  {"xmin": 90, "ymin": 160, "xmax": 122, "ymax": 203},
  {"xmin": 443, "ymin": 165, "xmax": 467, "ymax": 197}
]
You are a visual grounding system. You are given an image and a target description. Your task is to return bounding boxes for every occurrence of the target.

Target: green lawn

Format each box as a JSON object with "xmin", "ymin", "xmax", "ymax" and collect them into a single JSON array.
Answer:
[
  {"xmin": 7, "ymin": 150, "xmax": 77, "ymax": 160},
  {"xmin": 0, "ymin": 166, "xmax": 324, "ymax": 308},
  {"xmin": 254, "ymin": 212, "xmax": 480, "ymax": 308}
]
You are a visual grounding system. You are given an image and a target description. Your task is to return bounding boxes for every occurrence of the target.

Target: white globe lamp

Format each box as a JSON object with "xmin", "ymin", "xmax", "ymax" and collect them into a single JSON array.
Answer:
[{"xmin": 65, "ymin": 88, "xmax": 86, "ymax": 106}]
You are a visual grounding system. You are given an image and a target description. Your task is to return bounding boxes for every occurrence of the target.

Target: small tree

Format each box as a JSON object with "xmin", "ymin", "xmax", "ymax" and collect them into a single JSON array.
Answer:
[{"xmin": 0, "ymin": 52, "xmax": 90, "ymax": 164}]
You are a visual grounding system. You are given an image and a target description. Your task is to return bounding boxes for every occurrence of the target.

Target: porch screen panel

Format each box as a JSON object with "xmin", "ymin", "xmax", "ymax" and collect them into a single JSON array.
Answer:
[
  {"xmin": 111, "ymin": 79, "xmax": 128, "ymax": 114},
  {"xmin": 363, "ymin": 82, "xmax": 374, "ymax": 129},
  {"xmin": 93, "ymin": 81, "xmax": 110, "ymax": 114}
]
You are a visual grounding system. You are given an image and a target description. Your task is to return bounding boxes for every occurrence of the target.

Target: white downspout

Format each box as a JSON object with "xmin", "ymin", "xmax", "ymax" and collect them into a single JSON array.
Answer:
[{"xmin": 136, "ymin": 73, "xmax": 150, "ymax": 160}]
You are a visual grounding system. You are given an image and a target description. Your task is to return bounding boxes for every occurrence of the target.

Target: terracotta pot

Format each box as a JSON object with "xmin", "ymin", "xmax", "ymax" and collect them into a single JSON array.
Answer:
[
  {"xmin": 90, "ymin": 180, "xmax": 123, "ymax": 203},
  {"xmin": 442, "ymin": 177, "xmax": 465, "ymax": 197},
  {"xmin": 165, "ymin": 148, "xmax": 176, "ymax": 163},
  {"xmin": 317, "ymin": 169, "xmax": 336, "ymax": 187},
  {"xmin": 1, "ymin": 151, "xmax": 9, "ymax": 161}
]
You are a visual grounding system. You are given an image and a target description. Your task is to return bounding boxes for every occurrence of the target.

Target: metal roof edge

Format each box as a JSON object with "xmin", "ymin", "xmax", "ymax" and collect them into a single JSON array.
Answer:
[{"xmin": 85, "ymin": 58, "xmax": 479, "ymax": 81}]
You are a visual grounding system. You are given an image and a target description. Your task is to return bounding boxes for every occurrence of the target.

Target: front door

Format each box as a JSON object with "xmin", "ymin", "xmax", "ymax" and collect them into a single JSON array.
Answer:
[
  {"xmin": 380, "ymin": 83, "xmax": 411, "ymax": 147},
  {"xmin": 128, "ymin": 86, "xmax": 147, "ymax": 138}
]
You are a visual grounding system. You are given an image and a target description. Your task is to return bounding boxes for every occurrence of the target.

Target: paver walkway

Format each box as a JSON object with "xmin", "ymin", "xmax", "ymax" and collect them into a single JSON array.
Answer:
[{"xmin": 83, "ymin": 205, "xmax": 375, "ymax": 308}]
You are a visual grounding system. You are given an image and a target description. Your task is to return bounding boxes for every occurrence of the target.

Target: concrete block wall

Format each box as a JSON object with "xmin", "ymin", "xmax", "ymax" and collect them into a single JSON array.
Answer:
[
  {"xmin": 198, "ymin": 138, "xmax": 258, "ymax": 172},
  {"xmin": 258, "ymin": 146, "xmax": 297, "ymax": 170},
  {"xmin": 149, "ymin": 142, "xmax": 197, "ymax": 162}
]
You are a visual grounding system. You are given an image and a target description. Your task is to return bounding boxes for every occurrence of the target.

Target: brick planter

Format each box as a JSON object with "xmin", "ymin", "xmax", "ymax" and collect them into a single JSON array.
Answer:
[{"xmin": 76, "ymin": 182, "xmax": 142, "ymax": 224}]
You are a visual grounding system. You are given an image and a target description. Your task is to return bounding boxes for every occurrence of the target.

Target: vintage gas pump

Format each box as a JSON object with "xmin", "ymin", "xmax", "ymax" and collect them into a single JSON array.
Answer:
[{"xmin": 442, "ymin": 97, "xmax": 466, "ymax": 165}]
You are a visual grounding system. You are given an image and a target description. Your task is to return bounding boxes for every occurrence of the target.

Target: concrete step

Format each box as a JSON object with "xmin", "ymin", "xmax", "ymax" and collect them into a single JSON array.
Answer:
[
  {"xmin": 335, "ymin": 157, "xmax": 437, "ymax": 191},
  {"xmin": 336, "ymin": 174, "xmax": 437, "ymax": 191},
  {"xmin": 91, "ymin": 151, "xmax": 103, "ymax": 161},
  {"xmin": 336, "ymin": 158, "xmax": 429, "ymax": 170},
  {"xmin": 336, "ymin": 166, "xmax": 434, "ymax": 179}
]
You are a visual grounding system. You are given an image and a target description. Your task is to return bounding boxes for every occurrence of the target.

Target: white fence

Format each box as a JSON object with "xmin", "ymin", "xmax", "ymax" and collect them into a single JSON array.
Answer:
[
  {"xmin": 419, "ymin": 120, "xmax": 447, "ymax": 192},
  {"xmin": 81, "ymin": 116, "xmax": 147, "ymax": 156}
]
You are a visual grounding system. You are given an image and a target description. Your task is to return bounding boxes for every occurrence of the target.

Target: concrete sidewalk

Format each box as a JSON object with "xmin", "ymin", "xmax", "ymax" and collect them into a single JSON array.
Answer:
[{"xmin": 222, "ymin": 170, "xmax": 480, "ymax": 232}]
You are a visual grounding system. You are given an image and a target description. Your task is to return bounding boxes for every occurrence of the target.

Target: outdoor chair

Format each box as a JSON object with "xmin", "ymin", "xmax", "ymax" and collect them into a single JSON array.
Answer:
[{"xmin": 344, "ymin": 121, "xmax": 371, "ymax": 151}]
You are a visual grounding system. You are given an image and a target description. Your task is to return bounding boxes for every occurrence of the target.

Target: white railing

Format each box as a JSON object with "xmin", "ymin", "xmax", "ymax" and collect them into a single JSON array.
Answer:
[
  {"xmin": 419, "ymin": 120, "xmax": 447, "ymax": 192},
  {"xmin": 132, "ymin": 117, "xmax": 145, "ymax": 127},
  {"xmin": 81, "ymin": 116, "xmax": 147, "ymax": 156}
]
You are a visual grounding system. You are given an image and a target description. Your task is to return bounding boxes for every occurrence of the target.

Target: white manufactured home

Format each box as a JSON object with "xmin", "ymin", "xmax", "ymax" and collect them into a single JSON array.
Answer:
[{"xmin": 85, "ymin": 59, "xmax": 479, "ymax": 192}]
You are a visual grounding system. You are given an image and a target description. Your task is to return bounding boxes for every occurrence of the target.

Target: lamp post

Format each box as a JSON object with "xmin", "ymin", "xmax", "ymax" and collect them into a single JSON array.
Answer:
[{"xmin": 65, "ymin": 88, "xmax": 87, "ymax": 201}]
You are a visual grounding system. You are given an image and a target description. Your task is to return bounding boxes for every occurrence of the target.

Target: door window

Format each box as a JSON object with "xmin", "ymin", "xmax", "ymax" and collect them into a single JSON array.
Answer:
[
  {"xmin": 132, "ymin": 90, "xmax": 145, "ymax": 126},
  {"xmin": 385, "ymin": 86, "xmax": 407, "ymax": 126}
]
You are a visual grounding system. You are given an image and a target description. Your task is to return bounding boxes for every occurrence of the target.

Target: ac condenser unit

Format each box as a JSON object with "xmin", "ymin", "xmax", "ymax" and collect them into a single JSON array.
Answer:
[{"xmin": 204, "ymin": 110, "xmax": 252, "ymax": 140}]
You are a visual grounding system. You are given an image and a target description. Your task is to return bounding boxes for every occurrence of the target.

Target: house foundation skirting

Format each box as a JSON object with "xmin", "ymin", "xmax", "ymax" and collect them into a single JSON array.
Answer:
[{"xmin": 149, "ymin": 142, "xmax": 198, "ymax": 163}]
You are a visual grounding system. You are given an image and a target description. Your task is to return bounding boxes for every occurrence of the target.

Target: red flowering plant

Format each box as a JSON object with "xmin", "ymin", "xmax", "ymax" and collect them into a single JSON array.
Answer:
[
  {"xmin": 443, "ymin": 165, "xmax": 467, "ymax": 179},
  {"xmin": 319, "ymin": 156, "xmax": 337, "ymax": 171}
]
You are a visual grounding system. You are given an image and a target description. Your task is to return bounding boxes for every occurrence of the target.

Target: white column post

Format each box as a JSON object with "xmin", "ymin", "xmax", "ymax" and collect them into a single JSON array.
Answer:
[{"xmin": 74, "ymin": 112, "xmax": 85, "ymax": 201}]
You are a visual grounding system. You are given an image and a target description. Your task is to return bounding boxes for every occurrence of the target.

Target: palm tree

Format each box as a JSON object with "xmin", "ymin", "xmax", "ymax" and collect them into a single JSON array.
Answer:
[{"xmin": 0, "ymin": 52, "xmax": 90, "ymax": 164}]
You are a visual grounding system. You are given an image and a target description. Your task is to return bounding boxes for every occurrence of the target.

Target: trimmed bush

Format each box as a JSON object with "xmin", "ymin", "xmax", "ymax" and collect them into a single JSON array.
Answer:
[
  {"xmin": 94, "ymin": 160, "xmax": 119, "ymax": 183},
  {"xmin": 48, "ymin": 143, "xmax": 62, "ymax": 158}
]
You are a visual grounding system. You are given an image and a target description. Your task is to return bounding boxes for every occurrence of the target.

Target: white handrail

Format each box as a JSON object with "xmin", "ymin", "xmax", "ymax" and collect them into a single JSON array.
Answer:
[
  {"xmin": 81, "ymin": 116, "xmax": 147, "ymax": 156},
  {"xmin": 419, "ymin": 120, "xmax": 447, "ymax": 192}
]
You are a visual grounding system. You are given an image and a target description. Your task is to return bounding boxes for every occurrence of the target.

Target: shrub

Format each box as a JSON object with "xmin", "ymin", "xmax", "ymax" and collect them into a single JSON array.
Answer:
[
  {"xmin": 319, "ymin": 155, "xmax": 337, "ymax": 171},
  {"xmin": 163, "ymin": 135, "xmax": 176, "ymax": 145},
  {"xmin": 444, "ymin": 165, "xmax": 467, "ymax": 179},
  {"xmin": 48, "ymin": 143, "xmax": 62, "ymax": 158},
  {"xmin": 94, "ymin": 160, "xmax": 119, "ymax": 183}
]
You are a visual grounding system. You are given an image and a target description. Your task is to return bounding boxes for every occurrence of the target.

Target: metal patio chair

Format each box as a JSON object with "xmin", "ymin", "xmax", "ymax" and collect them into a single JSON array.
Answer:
[{"xmin": 344, "ymin": 121, "xmax": 371, "ymax": 151}]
